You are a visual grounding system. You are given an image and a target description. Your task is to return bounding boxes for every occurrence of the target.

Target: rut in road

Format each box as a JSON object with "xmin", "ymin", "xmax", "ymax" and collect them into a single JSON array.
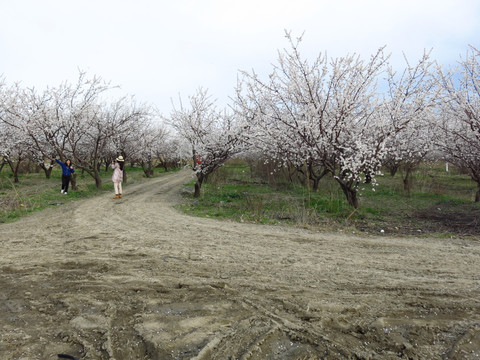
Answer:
[{"xmin": 1, "ymin": 169, "xmax": 480, "ymax": 359}]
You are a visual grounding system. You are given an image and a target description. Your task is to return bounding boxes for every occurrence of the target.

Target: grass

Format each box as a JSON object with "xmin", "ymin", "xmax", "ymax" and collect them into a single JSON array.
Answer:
[
  {"xmin": 3, "ymin": 159, "xmax": 479, "ymax": 237},
  {"xmin": 0, "ymin": 165, "xmax": 171, "ymax": 224},
  {"xmin": 178, "ymin": 160, "xmax": 480, "ymax": 237}
]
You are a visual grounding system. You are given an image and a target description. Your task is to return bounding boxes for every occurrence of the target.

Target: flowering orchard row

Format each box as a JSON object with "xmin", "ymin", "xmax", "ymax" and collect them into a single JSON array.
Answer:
[
  {"xmin": 169, "ymin": 34, "xmax": 480, "ymax": 207},
  {"xmin": 0, "ymin": 72, "xmax": 184, "ymax": 187},
  {"xmin": 2, "ymin": 35, "xmax": 480, "ymax": 207}
]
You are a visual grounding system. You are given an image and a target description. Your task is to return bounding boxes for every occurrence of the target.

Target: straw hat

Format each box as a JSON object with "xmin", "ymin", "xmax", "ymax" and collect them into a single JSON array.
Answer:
[{"xmin": 116, "ymin": 156, "xmax": 125, "ymax": 162}]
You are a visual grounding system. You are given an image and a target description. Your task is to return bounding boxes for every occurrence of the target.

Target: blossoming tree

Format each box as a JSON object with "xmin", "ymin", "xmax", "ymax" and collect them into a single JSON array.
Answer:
[
  {"xmin": 381, "ymin": 51, "xmax": 438, "ymax": 194},
  {"xmin": 436, "ymin": 46, "xmax": 480, "ymax": 201},
  {"xmin": 235, "ymin": 33, "xmax": 391, "ymax": 208},
  {"xmin": 168, "ymin": 88, "xmax": 244, "ymax": 197},
  {"xmin": 235, "ymin": 33, "xmax": 441, "ymax": 207}
]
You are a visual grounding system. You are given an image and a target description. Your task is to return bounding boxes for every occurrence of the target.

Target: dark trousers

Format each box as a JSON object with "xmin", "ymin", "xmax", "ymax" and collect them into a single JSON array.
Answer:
[{"xmin": 61, "ymin": 175, "xmax": 71, "ymax": 192}]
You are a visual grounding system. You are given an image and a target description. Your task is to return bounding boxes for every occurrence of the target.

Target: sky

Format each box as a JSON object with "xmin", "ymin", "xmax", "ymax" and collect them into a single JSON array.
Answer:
[{"xmin": 1, "ymin": 0, "xmax": 479, "ymax": 115}]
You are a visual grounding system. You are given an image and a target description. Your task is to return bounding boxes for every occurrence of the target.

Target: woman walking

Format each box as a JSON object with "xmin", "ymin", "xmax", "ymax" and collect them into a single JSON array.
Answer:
[
  {"xmin": 54, "ymin": 158, "xmax": 75, "ymax": 195},
  {"xmin": 111, "ymin": 156, "xmax": 124, "ymax": 199}
]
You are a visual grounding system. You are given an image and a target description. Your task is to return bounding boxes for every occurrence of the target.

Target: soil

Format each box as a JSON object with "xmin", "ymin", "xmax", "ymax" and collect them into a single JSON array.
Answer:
[
  {"xmin": 1, "ymin": 169, "xmax": 479, "ymax": 360},
  {"xmin": 414, "ymin": 204, "xmax": 480, "ymax": 236}
]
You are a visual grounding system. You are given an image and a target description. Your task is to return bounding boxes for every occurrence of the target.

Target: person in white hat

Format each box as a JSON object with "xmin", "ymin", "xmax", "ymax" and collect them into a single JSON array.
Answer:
[{"xmin": 111, "ymin": 156, "xmax": 125, "ymax": 199}]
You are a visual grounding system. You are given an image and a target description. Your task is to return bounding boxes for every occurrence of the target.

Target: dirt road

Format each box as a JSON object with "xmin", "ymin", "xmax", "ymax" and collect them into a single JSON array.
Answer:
[{"xmin": 1, "ymin": 169, "xmax": 479, "ymax": 359}]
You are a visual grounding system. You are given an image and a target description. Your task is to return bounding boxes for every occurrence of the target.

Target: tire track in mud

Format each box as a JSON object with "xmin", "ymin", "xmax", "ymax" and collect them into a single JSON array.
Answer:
[{"xmin": 1, "ymin": 169, "xmax": 480, "ymax": 359}]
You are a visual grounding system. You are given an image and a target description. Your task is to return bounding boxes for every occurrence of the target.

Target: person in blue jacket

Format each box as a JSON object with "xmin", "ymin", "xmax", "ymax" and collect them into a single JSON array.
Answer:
[{"xmin": 53, "ymin": 158, "xmax": 75, "ymax": 194}]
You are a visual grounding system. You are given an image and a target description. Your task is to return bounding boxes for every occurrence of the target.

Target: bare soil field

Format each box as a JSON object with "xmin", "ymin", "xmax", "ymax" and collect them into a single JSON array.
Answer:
[{"xmin": 1, "ymin": 169, "xmax": 479, "ymax": 359}]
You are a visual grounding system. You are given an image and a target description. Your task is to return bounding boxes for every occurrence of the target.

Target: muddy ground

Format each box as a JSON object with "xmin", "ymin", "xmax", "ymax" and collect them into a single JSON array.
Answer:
[{"xmin": 1, "ymin": 169, "xmax": 479, "ymax": 359}]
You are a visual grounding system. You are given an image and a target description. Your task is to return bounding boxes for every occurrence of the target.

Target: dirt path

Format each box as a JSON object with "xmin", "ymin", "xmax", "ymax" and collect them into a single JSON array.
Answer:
[{"xmin": 1, "ymin": 169, "xmax": 479, "ymax": 359}]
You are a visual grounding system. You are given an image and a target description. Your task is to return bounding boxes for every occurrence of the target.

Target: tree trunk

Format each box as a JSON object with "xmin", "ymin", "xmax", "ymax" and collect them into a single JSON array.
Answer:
[
  {"xmin": 70, "ymin": 173, "xmax": 78, "ymax": 190},
  {"xmin": 307, "ymin": 163, "xmax": 329, "ymax": 191},
  {"xmin": 39, "ymin": 160, "xmax": 55, "ymax": 179},
  {"xmin": 143, "ymin": 167, "xmax": 153, "ymax": 178},
  {"xmin": 45, "ymin": 167, "xmax": 53, "ymax": 179},
  {"xmin": 476, "ymin": 183, "xmax": 480, "ymax": 203},
  {"xmin": 95, "ymin": 176, "xmax": 102, "ymax": 189},
  {"xmin": 142, "ymin": 161, "xmax": 154, "ymax": 178},
  {"xmin": 194, "ymin": 182, "xmax": 201, "ymax": 198},
  {"xmin": 295, "ymin": 166, "xmax": 307, "ymax": 187},
  {"xmin": 121, "ymin": 152, "xmax": 127, "ymax": 184},
  {"xmin": 365, "ymin": 172, "xmax": 372, "ymax": 184},
  {"xmin": 194, "ymin": 173, "xmax": 205, "ymax": 198},
  {"xmin": 403, "ymin": 175, "xmax": 411, "ymax": 195},
  {"xmin": 384, "ymin": 160, "xmax": 400, "ymax": 177},
  {"xmin": 7, "ymin": 159, "xmax": 20, "ymax": 183},
  {"xmin": 336, "ymin": 178, "xmax": 359, "ymax": 208},
  {"xmin": 93, "ymin": 168, "xmax": 102, "ymax": 189},
  {"xmin": 402, "ymin": 165, "xmax": 414, "ymax": 196}
]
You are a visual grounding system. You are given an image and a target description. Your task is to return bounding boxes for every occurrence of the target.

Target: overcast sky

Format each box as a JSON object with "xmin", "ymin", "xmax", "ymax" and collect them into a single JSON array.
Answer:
[{"xmin": 1, "ymin": 0, "xmax": 479, "ymax": 115}]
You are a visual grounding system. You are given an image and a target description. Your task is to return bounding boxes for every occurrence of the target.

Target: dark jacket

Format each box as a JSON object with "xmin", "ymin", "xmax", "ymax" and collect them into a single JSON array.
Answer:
[{"xmin": 56, "ymin": 159, "xmax": 75, "ymax": 176}]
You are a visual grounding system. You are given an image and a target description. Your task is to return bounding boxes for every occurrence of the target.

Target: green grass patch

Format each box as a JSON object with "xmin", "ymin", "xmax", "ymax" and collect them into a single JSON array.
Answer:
[{"xmin": 179, "ymin": 161, "xmax": 480, "ymax": 237}]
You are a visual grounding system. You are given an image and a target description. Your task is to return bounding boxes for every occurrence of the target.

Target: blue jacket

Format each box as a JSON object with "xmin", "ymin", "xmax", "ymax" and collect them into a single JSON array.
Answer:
[{"xmin": 56, "ymin": 159, "xmax": 75, "ymax": 176}]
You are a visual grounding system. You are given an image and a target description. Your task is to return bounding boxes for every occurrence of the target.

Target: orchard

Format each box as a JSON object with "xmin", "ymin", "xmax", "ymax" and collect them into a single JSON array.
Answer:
[
  {"xmin": 1, "ymin": 36, "xmax": 480, "ymax": 208},
  {"xmin": 1, "ymin": 35, "xmax": 480, "ymax": 360}
]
